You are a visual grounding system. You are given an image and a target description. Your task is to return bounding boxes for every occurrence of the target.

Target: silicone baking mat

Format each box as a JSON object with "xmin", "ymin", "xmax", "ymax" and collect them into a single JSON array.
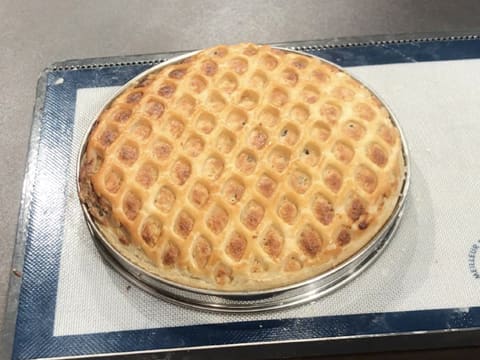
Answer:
[{"xmin": 3, "ymin": 35, "xmax": 480, "ymax": 359}]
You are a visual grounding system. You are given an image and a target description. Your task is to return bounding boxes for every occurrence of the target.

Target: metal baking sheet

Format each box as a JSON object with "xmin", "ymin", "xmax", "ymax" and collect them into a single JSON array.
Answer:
[{"xmin": 3, "ymin": 34, "xmax": 480, "ymax": 359}]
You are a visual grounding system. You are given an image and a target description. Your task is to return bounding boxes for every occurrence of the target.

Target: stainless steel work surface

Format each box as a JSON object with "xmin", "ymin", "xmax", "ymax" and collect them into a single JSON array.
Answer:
[{"xmin": 2, "ymin": 1, "xmax": 480, "ymax": 358}]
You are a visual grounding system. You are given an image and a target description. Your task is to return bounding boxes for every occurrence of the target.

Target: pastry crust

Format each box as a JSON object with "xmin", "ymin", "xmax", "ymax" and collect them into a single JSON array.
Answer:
[{"xmin": 79, "ymin": 43, "xmax": 405, "ymax": 291}]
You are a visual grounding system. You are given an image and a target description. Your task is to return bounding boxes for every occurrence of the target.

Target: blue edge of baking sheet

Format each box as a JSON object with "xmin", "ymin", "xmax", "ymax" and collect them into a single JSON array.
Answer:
[{"xmin": 12, "ymin": 39, "xmax": 480, "ymax": 359}]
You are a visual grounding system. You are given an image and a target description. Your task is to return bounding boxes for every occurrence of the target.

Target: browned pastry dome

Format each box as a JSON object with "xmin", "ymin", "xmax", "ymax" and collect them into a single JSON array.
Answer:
[{"xmin": 79, "ymin": 43, "xmax": 405, "ymax": 291}]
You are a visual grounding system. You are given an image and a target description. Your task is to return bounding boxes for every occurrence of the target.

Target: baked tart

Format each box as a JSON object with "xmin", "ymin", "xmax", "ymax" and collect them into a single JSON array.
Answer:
[{"xmin": 79, "ymin": 43, "xmax": 405, "ymax": 292}]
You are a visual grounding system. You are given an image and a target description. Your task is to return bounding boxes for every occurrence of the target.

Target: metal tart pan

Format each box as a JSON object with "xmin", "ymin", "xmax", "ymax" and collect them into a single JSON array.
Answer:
[{"xmin": 77, "ymin": 47, "xmax": 411, "ymax": 312}]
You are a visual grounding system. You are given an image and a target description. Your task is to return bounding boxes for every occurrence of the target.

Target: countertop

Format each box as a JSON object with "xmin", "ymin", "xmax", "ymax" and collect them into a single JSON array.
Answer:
[{"xmin": 1, "ymin": 0, "xmax": 480, "ymax": 358}]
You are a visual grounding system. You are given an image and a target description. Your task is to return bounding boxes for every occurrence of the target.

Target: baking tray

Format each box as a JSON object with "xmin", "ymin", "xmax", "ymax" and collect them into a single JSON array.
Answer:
[
  {"xmin": 77, "ymin": 47, "xmax": 410, "ymax": 312},
  {"xmin": 3, "ymin": 32, "xmax": 480, "ymax": 359}
]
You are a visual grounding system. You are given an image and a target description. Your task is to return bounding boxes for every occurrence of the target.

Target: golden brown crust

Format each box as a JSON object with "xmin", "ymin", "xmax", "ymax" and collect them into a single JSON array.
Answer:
[{"xmin": 79, "ymin": 43, "xmax": 405, "ymax": 291}]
